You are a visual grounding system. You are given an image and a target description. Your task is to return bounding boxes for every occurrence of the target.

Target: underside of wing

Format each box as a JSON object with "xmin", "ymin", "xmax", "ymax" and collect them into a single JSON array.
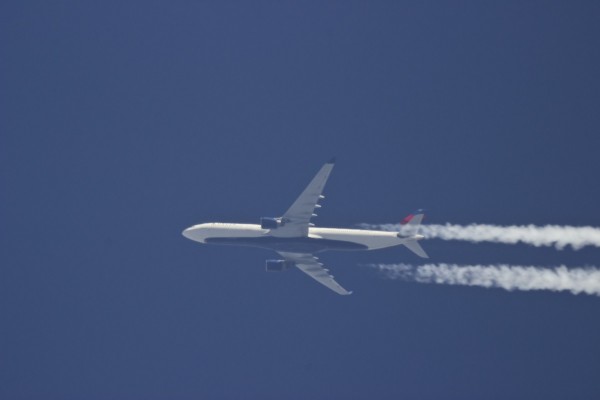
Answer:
[
  {"xmin": 270, "ymin": 158, "xmax": 335, "ymax": 237},
  {"xmin": 278, "ymin": 251, "xmax": 352, "ymax": 295}
]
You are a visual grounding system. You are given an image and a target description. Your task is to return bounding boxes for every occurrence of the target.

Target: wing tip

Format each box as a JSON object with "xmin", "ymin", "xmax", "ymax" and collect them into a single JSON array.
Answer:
[{"xmin": 327, "ymin": 156, "xmax": 336, "ymax": 164}]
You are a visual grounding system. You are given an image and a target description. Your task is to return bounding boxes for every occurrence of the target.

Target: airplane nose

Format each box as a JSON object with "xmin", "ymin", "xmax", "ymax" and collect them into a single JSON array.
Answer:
[
  {"xmin": 182, "ymin": 226, "xmax": 195, "ymax": 239},
  {"xmin": 182, "ymin": 224, "xmax": 209, "ymax": 243}
]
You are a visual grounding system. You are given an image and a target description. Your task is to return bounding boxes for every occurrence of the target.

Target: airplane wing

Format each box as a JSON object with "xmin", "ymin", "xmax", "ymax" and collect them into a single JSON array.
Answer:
[
  {"xmin": 271, "ymin": 158, "xmax": 335, "ymax": 237},
  {"xmin": 278, "ymin": 251, "xmax": 352, "ymax": 295}
]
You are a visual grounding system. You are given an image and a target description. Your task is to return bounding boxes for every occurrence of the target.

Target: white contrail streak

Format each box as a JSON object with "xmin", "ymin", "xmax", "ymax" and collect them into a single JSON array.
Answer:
[
  {"xmin": 359, "ymin": 223, "xmax": 600, "ymax": 250},
  {"xmin": 369, "ymin": 263, "xmax": 600, "ymax": 296}
]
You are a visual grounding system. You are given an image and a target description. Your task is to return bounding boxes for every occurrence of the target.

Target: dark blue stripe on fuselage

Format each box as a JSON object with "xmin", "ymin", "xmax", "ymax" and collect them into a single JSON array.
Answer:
[{"xmin": 205, "ymin": 236, "xmax": 367, "ymax": 253}]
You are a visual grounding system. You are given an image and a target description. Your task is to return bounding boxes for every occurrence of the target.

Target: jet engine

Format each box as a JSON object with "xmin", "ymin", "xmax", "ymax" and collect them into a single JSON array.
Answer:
[
  {"xmin": 265, "ymin": 259, "xmax": 294, "ymax": 272},
  {"xmin": 260, "ymin": 217, "xmax": 285, "ymax": 229}
]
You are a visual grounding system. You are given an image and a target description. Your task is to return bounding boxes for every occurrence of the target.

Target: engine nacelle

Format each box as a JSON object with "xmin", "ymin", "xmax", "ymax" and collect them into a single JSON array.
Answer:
[
  {"xmin": 265, "ymin": 259, "xmax": 294, "ymax": 272},
  {"xmin": 260, "ymin": 217, "xmax": 285, "ymax": 229}
]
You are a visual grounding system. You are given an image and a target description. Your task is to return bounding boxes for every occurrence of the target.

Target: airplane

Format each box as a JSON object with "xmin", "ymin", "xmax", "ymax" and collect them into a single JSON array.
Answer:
[{"xmin": 182, "ymin": 158, "xmax": 428, "ymax": 295}]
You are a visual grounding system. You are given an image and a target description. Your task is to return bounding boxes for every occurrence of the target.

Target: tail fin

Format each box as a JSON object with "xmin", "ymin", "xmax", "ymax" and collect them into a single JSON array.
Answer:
[
  {"xmin": 400, "ymin": 209, "xmax": 429, "ymax": 258},
  {"xmin": 400, "ymin": 209, "xmax": 425, "ymax": 235}
]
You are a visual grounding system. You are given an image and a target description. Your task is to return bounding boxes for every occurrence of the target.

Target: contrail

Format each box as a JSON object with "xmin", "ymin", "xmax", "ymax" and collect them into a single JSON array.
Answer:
[
  {"xmin": 368, "ymin": 263, "xmax": 600, "ymax": 296},
  {"xmin": 359, "ymin": 223, "xmax": 600, "ymax": 250}
]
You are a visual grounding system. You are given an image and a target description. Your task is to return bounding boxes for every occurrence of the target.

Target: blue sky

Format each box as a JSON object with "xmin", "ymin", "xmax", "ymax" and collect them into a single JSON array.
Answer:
[{"xmin": 2, "ymin": 1, "xmax": 599, "ymax": 399}]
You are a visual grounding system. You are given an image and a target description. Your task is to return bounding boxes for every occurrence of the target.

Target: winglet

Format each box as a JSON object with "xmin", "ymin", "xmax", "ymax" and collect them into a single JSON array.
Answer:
[{"xmin": 327, "ymin": 156, "xmax": 336, "ymax": 164}]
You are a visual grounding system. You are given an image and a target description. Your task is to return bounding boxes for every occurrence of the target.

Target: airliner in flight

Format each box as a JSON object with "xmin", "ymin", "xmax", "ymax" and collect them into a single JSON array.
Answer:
[{"xmin": 182, "ymin": 158, "xmax": 428, "ymax": 295}]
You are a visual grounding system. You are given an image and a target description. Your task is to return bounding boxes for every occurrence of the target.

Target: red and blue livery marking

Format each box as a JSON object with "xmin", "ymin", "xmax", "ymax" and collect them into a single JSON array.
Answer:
[{"xmin": 401, "ymin": 209, "xmax": 425, "ymax": 225}]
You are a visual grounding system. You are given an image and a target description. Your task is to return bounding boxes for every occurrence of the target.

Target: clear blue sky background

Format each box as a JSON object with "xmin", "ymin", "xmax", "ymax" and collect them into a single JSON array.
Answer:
[{"xmin": 2, "ymin": 1, "xmax": 599, "ymax": 399}]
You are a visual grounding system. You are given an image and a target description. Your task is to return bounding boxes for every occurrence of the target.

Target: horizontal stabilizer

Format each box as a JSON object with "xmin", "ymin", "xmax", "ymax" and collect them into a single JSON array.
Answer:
[{"xmin": 403, "ymin": 239, "xmax": 429, "ymax": 258}]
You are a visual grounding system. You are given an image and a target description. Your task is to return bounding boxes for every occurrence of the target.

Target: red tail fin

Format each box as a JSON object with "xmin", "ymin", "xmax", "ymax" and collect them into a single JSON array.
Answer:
[{"xmin": 401, "ymin": 209, "xmax": 425, "ymax": 225}]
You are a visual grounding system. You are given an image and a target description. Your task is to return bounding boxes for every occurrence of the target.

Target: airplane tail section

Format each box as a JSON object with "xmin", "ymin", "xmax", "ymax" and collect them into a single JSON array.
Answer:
[
  {"xmin": 400, "ymin": 209, "xmax": 425, "ymax": 235},
  {"xmin": 399, "ymin": 209, "xmax": 429, "ymax": 258}
]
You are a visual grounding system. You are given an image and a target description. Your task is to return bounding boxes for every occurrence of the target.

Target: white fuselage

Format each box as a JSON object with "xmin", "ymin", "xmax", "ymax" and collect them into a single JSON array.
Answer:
[{"xmin": 182, "ymin": 223, "xmax": 417, "ymax": 253}]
